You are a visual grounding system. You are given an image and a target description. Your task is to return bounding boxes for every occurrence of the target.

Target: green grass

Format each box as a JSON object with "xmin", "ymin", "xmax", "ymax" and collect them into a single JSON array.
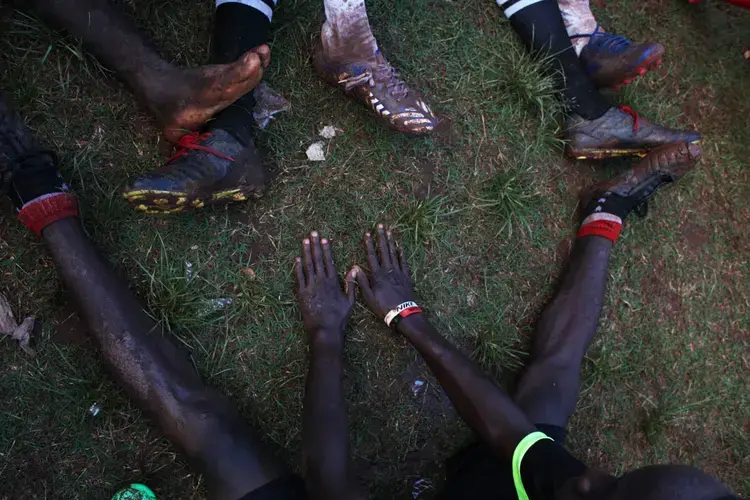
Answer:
[{"xmin": 0, "ymin": 0, "xmax": 748, "ymax": 498}]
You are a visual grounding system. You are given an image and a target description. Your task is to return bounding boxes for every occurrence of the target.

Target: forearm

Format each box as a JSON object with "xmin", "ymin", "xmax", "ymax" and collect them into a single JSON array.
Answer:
[
  {"xmin": 397, "ymin": 315, "xmax": 535, "ymax": 456},
  {"xmin": 41, "ymin": 217, "xmax": 284, "ymax": 499},
  {"xmin": 303, "ymin": 336, "xmax": 360, "ymax": 499}
]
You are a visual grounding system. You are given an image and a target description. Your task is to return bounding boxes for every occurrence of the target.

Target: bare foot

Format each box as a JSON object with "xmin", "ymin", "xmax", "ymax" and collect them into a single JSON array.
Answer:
[{"xmin": 145, "ymin": 46, "xmax": 271, "ymax": 143}]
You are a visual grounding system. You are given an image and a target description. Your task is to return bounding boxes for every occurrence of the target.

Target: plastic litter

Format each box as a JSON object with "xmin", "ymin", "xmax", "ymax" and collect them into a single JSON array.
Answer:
[
  {"xmin": 412, "ymin": 478, "xmax": 433, "ymax": 499},
  {"xmin": 306, "ymin": 141, "xmax": 326, "ymax": 162},
  {"xmin": 319, "ymin": 125, "xmax": 339, "ymax": 139},
  {"xmin": 89, "ymin": 402, "xmax": 102, "ymax": 417},
  {"xmin": 200, "ymin": 298, "xmax": 233, "ymax": 316},
  {"xmin": 411, "ymin": 379, "xmax": 426, "ymax": 397},
  {"xmin": 253, "ymin": 83, "xmax": 291, "ymax": 129},
  {"xmin": 0, "ymin": 293, "xmax": 35, "ymax": 356}
]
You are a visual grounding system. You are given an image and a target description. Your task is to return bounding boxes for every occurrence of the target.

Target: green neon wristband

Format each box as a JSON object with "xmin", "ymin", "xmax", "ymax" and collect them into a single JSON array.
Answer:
[
  {"xmin": 111, "ymin": 483, "xmax": 157, "ymax": 500},
  {"xmin": 512, "ymin": 431, "xmax": 553, "ymax": 500}
]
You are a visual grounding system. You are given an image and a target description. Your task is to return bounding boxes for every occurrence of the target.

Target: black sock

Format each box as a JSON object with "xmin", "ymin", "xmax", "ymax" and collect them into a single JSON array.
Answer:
[
  {"xmin": 499, "ymin": 0, "xmax": 610, "ymax": 120},
  {"xmin": 208, "ymin": 1, "xmax": 274, "ymax": 140}
]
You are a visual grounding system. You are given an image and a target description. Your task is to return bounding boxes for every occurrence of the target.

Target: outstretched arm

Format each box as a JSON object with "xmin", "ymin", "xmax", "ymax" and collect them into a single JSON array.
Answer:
[
  {"xmin": 355, "ymin": 225, "xmax": 535, "ymax": 457},
  {"xmin": 295, "ymin": 231, "xmax": 364, "ymax": 500}
]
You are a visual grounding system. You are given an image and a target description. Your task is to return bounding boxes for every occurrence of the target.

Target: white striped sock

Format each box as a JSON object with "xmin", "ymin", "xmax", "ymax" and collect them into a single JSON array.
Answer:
[
  {"xmin": 216, "ymin": 0, "xmax": 275, "ymax": 21},
  {"xmin": 496, "ymin": 0, "xmax": 546, "ymax": 18}
]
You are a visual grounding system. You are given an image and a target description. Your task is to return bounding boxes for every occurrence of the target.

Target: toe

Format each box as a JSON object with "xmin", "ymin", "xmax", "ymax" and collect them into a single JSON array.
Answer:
[
  {"xmin": 232, "ymin": 51, "xmax": 264, "ymax": 83},
  {"xmin": 251, "ymin": 45, "xmax": 271, "ymax": 68}
]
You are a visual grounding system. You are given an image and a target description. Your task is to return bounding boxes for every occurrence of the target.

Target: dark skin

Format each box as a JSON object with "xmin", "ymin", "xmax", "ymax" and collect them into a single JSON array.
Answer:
[
  {"xmin": 293, "ymin": 223, "xmax": 535, "ymax": 496},
  {"xmin": 301, "ymin": 224, "xmax": 735, "ymax": 499},
  {"xmin": 19, "ymin": 0, "xmax": 270, "ymax": 142},
  {"xmin": 295, "ymin": 231, "xmax": 364, "ymax": 500},
  {"xmin": 356, "ymin": 224, "xmax": 536, "ymax": 457},
  {"xmin": 514, "ymin": 236, "xmax": 613, "ymax": 429},
  {"xmin": 40, "ymin": 217, "xmax": 286, "ymax": 500}
]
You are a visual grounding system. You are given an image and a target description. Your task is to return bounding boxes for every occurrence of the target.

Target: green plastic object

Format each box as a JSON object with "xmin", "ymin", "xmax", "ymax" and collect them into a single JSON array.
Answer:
[{"xmin": 111, "ymin": 483, "xmax": 157, "ymax": 500}]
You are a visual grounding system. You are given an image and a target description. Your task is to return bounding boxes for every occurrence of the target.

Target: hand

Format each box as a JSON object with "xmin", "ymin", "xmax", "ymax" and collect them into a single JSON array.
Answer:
[
  {"xmin": 295, "ymin": 231, "xmax": 356, "ymax": 345},
  {"xmin": 355, "ymin": 224, "xmax": 417, "ymax": 320}
]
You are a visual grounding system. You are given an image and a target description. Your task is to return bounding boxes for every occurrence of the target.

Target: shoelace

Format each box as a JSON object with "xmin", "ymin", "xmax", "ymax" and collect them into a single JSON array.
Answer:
[
  {"xmin": 619, "ymin": 105, "xmax": 640, "ymax": 132},
  {"xmin": 338, "ymin": 61, "xmax": 409, "ymax": 100},
  {"xmin": 372, "ymin": 62, "xmax": 409, "ymax": 100},
  {"xmin": 570, "ymin": 24, "xmax": 633, "ymax": 54},
  {"xmin": 166, "ymin": 132, "xmax": 235, "ymax": 165}
]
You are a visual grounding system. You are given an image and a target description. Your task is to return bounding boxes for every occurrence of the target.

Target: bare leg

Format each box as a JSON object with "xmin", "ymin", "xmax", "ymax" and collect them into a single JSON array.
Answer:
[
  {"xmin": 514, "ymin": 237, "xmax": 612, "ymax": 428},
  {"xmin": 22, "ymin": 0, "xmax": 268, "ymax": 141},
  {"xmin": 322, "ymin": 0, "xmax": 378, "ymax": 62},
  {"xmin": 514, "ymin": 143, "xmax": 702, "ymax": 428},
  {"xmin": 557, "ymin": 0, "xmax": 600, "ymax": 55},
  {"xmin": 1, "ymin": 88, "xmax": 286, "ymax": 497},
  {"xmin": 41, "ymin": 217, "xmax": 286, "ymax": 499}
]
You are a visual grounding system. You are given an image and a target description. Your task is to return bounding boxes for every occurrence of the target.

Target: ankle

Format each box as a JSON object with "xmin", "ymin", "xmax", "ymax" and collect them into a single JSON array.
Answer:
[
  {"xmin": 135, "ymin": 62, "xmax": 180, "ymax": 113},
  {"xmin": 18, "ymin": 192, "xmax": 79, "ymax": 237},
  {"xmin": 321, "ymin": 17, "xmax": 379, "ymax": 62}
]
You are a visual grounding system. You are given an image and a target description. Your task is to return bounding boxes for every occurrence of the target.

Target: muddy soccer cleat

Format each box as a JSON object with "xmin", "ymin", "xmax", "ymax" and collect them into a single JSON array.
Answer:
[
  {"xmin": 314, "ymin": 48, "xmax": 437, "ymax": 135},
  {"xmin": 574, "ymin": 26, "xmax": 665, "ymax": 90},
  {"xmin": 122, "ymin": 129, "xmax": 268, "ymax": 214},
  {"xmin": 585, "ymin": 142, "xmax": 702, "ymax": 218},
  {"xmin": 565, "ymin": 106, "xmax": 701, "ymax": 160},
  {"xmin": 577, "ymin": 142, "xmax": 701, "ymax": 242}
]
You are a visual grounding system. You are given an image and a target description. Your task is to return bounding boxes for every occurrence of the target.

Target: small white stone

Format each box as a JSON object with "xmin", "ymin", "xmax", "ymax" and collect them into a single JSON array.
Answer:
[{"xmin": 306, "ymin": 141, "xmax": 326, "ymax": 162}]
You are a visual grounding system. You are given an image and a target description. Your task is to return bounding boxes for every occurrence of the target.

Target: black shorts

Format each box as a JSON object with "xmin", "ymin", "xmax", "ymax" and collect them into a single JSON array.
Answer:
[
  {"xmin": 238, "ymin": 475, "xmax": 308, "ymax": 500},
  {"xmin": 438, "ymin": 424, "xmax": 587, "ymax": 500}
]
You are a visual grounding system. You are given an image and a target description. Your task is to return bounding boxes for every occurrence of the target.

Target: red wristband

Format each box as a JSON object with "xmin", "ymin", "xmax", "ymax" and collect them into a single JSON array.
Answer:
[
  {"xmin": 390, "ymin": 306, "xmax": 423, "ymax": 328},
  {"xmin": 18, "ymin": 193, "xmax": 79, "ymax": 236}
]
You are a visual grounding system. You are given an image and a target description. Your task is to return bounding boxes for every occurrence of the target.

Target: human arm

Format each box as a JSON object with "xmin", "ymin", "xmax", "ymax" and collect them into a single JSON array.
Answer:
[
  {"xmin": 355, "ymin": 225, "xmax": 536, "ymax": 457},
  {"xmin": 295, "ymin": 231, "xmax": 364, "ymax": 500}
]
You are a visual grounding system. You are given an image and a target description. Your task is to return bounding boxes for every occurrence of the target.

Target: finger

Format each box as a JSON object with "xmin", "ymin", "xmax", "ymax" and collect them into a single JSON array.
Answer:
[
  {"xmin": 399, "ymin": 246, "xmax": 410, "ymax": 277},
  {"xmin": 345, "ymin": 267, "xmax": 358, "ymax": 305},
  {"xmin": 310, "ymin": 231, "xmax": 325, "ymax": 276},
  {"xmin": 294, "ymin": 257, "xmax": 306, "ymax": 289},
  {"xmin": 387, "ymin": 230, "xmax": 399, "ymax": 271},
  {"xmin": 377, "ymin": 223, "xmax": 392, "ymax": 270},
  {"xmin": 364, "ymin": 232, "xmax": 380, "ymax": 272},
  {"xmin": 322, "ymin": 238, "xmax": 336, "ymax": 278},
  {"xmin": 302, "ymin": 237, "xmax": 315, "ymax": 282},
  {"xmin": 355, "ymin": 265, "xmax": 376, "ymax": 305}
]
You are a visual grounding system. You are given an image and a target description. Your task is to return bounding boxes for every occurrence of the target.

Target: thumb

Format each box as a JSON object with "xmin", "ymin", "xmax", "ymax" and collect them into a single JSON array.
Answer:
[
  {"xmin": 345, "ymin": 266, "xmax": 358, "ymax": 305},
  {"xmin": 354, "ymin": 265, "xmax": 375, "ymax": 305}
]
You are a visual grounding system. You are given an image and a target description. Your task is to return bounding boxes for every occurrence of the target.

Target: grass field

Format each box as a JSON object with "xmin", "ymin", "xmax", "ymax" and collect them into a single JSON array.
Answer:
[{"xmin": 0, "ymin": 0, "xmax": 748, "ymax": 498}]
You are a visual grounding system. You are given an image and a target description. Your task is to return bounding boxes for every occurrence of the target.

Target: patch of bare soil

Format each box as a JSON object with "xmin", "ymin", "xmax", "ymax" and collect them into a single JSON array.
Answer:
[
  {"xmin": 639, "ymin": 259, "xmax": 684, "ymax": 327},
  {"xmin": 51, "ymin": 300, "xmax": 89, "ymax": 346},
  {"xmin": 228, "ymin": 209, "xmax": 277, "ymax": 264},
  {"xmin": 433, "ymin": 115, "xmax": 455, "ymax": 147},
  {"xmin": 680, "ymin": 220, "xmax": 709, "ymax": 255},
  {"xmin": 680, "ymin": 84, "xmax": 720, "ymax": 130},
  {"xmin": 413, "ymin": 156, "xmax": 442, "ymax": 201},
  {"xmin": 558, "ymin": 158, "xmax": 595, "ymax": 199}
]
